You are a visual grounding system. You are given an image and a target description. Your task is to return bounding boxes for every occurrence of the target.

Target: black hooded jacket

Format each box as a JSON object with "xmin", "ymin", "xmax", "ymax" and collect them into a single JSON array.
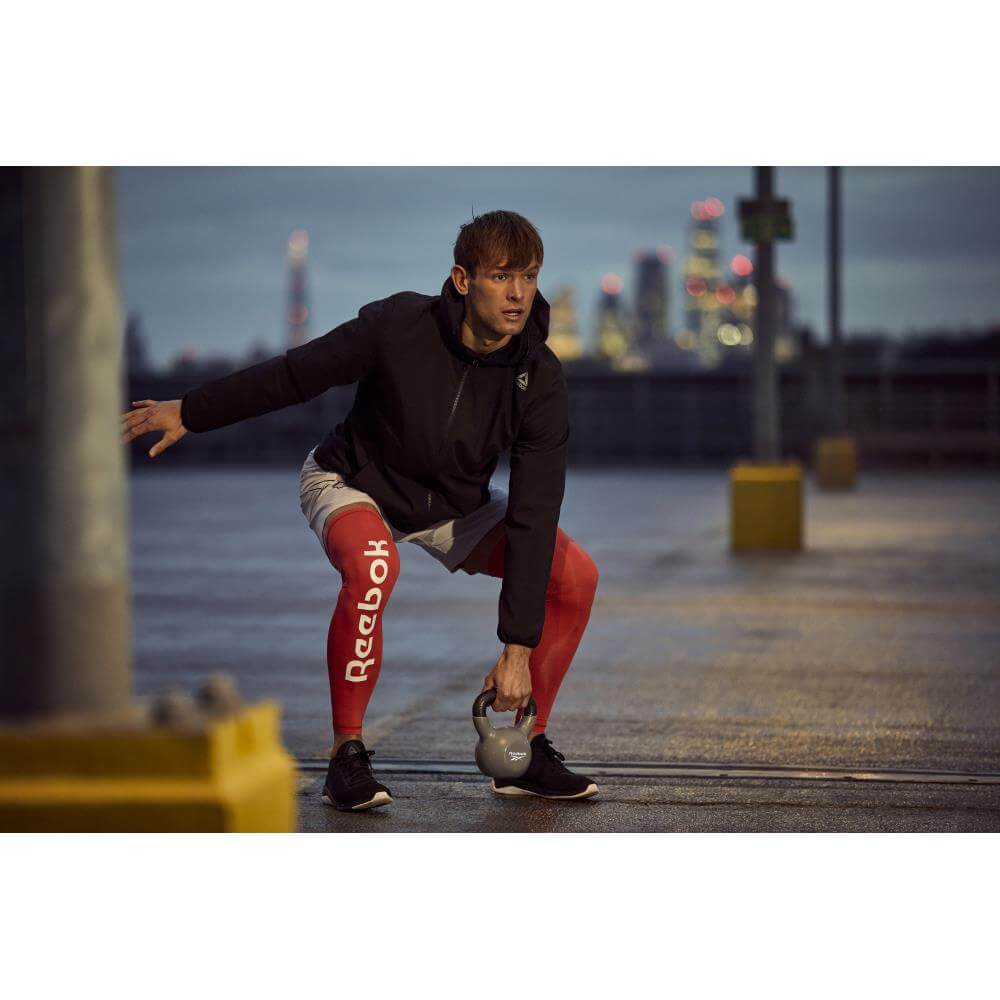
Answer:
[{"xmin": 179, "ymin": 277, "xmax": 569, "ymax": 648}]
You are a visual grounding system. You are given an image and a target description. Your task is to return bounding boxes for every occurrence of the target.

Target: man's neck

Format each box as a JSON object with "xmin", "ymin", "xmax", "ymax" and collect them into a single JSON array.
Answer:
[{"xmin": 461, "ymin": 313, "xmax": 513, "ymax": 356}]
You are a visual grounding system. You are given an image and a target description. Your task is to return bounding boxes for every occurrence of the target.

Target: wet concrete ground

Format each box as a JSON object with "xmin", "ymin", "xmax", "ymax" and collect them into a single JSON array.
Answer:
[
  {"xmin": 130, "ymin": 464, "xmax": 1000, "ymax": 832},
  {"xmin": 296, "ymin": 773, "xmax": 1000, "ymax": 833}
]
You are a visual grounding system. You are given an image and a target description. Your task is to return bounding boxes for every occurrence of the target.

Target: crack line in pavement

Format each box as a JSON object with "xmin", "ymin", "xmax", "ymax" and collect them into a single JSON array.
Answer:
[{"xmin": 295, "ymin": 757, "xmax": 1000, "ymax": 786}]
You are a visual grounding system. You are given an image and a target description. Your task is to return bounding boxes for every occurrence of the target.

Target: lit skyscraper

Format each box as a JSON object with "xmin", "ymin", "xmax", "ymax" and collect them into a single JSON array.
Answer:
[
  {"xmin": 594, "ymin": 274, "xmax": 633, "ymax": 367},
  {"xmin": 715, "ymin": 253, "xmax": 756, "ymax": 355},
  {"xmin": 546, "ymin": 286, "xmax": 585, "ymax": 361},
  {"xmin": 716, "ymin": 254, "xmax": 798, "ymax": 364},
  {"xmin": 681, "ymin": 198, "xmax": 726, "ymax": 368},
  {"xmin": 286, "ymin": 229, "xmax": 310, "ymax": 350},
  {"xmin": 634, "ymin": 249, "xmax": 669, "ymax": 348},
  {"xmin": 634, "ymin": 246, "xmax": 688, "ymax": 368}
]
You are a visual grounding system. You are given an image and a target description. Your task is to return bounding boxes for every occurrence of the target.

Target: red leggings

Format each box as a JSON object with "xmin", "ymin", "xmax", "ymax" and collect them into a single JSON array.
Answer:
[{"xmin": 322, "ymin": 507, "xmax": 599, "ymax": 736}]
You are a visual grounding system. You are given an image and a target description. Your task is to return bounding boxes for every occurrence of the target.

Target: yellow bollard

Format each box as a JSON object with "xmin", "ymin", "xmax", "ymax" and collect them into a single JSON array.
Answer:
[
  {"xmin": 730, "ymin": 462, "xmax": 803, "ymax": 551},
  {"xmin": 814, "ymin": 435, "xmax": 858, "ymax": 490},
  {"xmin": 0, "ymin": 701, "xmax": 297, "ymax": 832}
]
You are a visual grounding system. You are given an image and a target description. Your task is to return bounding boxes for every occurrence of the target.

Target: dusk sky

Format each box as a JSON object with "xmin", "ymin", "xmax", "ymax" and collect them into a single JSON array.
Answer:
[{"xmin": 116, "ymin": 167, "xmax": 1000, "ymax": 369}]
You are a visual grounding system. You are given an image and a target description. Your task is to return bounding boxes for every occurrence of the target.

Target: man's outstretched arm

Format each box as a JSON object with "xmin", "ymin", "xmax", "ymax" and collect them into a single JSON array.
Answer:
[
  {"xmin": 178, "ymin": 296, "xmax": 389, "ymax": 432},
  {"xmin": 120, "ymin": 296, "xmax": 392, "ymax": 459}
]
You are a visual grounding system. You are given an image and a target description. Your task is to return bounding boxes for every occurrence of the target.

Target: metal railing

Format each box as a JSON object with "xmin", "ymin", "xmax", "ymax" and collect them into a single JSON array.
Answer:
[{"xmin": 127, "ymin": 364, "xmax": 1000, "ymax": 468}]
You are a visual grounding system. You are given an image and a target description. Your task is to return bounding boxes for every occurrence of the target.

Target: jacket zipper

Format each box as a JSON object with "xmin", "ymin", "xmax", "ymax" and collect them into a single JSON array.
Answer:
[{"xmin": 427, "ymin": 359, "xmax": 479, "ymax": 513}]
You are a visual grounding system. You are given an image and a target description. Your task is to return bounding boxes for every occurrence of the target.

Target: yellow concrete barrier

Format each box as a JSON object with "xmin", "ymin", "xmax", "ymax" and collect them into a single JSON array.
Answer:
[
  {"xmin": 0, "ymin": 702, "xmax": 296, "ymax": 832},
  {"xmin": 814, "ymin": 435, "xmax": 858, "ymax": 490},
  {"xmin": 730, "ymin": 462, "xmax": 803, "ymax": 551}
]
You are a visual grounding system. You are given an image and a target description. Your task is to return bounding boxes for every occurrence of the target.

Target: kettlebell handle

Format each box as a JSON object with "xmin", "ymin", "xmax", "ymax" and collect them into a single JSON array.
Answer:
[{"xmin": 473, "ymin": 688, "xmax": 537, "ymax": 735}]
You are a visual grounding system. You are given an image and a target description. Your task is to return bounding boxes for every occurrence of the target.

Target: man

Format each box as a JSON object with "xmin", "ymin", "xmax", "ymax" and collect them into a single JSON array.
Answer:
[{"xmin": 121, "ymin": 210, "xmax": 600, "ymax": 812}]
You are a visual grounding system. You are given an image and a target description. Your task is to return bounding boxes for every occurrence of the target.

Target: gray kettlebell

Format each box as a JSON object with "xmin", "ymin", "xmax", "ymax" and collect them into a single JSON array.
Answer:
[{"xmin": 473, "ymin": 688, "xmax": 538, "ymax": 779}]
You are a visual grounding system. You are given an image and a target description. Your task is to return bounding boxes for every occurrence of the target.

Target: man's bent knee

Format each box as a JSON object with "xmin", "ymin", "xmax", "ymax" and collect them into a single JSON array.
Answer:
[{"xmin": 558, "ymin": 539, "xmax": 600, "ymax": 607}]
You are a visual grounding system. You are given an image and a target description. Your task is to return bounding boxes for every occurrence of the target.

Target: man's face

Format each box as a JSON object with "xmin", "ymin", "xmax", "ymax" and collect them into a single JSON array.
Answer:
[{"xmin": 457, "ymin": 259, "xmax": 541, "ymax": 339}]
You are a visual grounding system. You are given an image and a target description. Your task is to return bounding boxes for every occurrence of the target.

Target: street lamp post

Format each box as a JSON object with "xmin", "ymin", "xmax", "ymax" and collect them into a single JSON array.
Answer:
[
  {"xmin": 828, "ymin": 165, "xmax": 845, "ymax": 434},
  {"xmin": 814, "ymin": 165, "xmax": 858, "ymax": 489},
  {"xmin": 752, "ymin": 166, "xmax": 780, "ymax": 463},
  {"xmin": 729, "ymin": 166, "xmax": 802, "ymax": 551}
]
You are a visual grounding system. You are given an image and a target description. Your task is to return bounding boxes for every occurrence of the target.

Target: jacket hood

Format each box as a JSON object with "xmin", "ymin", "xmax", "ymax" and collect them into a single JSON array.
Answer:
[{"xmin": 434, "ymin": 276, "xmax": 550, "ymax": 369}]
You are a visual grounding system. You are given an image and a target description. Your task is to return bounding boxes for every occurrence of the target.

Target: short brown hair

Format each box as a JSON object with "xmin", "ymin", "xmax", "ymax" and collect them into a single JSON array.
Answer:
[{"xmin": 453, "ymin": 210, "xmax": 544, "ymax": 276}]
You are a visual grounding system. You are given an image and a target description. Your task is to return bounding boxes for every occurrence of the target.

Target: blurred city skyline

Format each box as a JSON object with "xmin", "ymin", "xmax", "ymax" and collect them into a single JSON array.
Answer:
[{"xmin": 117, "ymin": 166, "xmax": 1000, "ymax": 370}]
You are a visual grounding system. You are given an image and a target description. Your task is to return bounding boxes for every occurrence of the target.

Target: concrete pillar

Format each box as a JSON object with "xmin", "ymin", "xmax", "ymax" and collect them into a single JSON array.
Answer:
[{"xmin": 0, "ymin": 167, "xmax": 133, "ymax": 721}]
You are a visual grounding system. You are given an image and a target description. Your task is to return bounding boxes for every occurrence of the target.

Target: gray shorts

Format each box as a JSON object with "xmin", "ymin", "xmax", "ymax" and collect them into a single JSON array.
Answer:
[{"xmin": 298, "ymin": 447, "xmax": 507, "ymax": 573}]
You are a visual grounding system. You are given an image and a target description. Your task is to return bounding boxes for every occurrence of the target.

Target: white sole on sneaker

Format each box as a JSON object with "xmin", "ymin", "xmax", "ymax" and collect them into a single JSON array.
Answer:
[
  {"xmin": 491, "ymin": 781, "xmax": 599, "ymax": 801},
  {"xmin": 322, "ymin": 790, "xmax": 393, "ymax": 811}
]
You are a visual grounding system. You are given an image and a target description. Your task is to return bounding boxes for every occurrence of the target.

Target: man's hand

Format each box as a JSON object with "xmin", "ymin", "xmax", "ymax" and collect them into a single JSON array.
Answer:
[
  {"xmin": 120, "ymin": 399, "xmax": 188, "ymax": 459},
  {"xmin": 481, "ymin": 643, "xmax": 533, "ymax": 713}
]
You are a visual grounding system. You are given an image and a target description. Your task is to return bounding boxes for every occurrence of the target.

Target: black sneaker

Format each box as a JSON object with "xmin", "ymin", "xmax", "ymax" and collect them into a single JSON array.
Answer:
[
  {"xmin": 322, "ymin": 740, "xmax": 393, "ymax": 811},
  {"xmin": 492, "ymin": 734, "xmax": 599, "ymax": 800}
]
